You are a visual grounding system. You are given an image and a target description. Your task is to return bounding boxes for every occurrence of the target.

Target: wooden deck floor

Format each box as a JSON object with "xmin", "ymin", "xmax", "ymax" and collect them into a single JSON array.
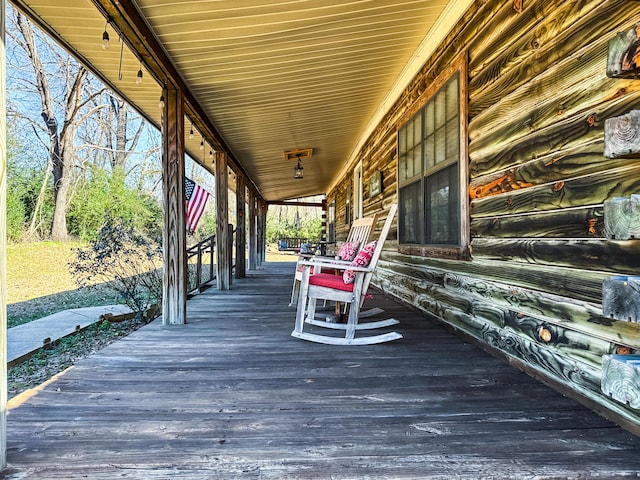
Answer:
[{"xmin": 4, "ymin": 262, "xmax": 640, "ymax": 479}]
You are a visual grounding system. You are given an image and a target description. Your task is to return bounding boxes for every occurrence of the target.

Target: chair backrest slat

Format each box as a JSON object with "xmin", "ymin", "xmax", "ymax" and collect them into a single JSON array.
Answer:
[
  {"xmin": 345, "ymin": 215, "xmax": 378, "ymax": 246},
  {"xmin": 359, "ymin": 204, "xmax": 397, "ymax": 303}
]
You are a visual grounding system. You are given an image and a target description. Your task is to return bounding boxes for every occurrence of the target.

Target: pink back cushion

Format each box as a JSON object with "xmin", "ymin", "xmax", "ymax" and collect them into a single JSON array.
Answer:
[
  {"xmin": 343, "ymin": 241, "xmax": 376, "ymax": 284},
  {"xmin": 337, "ymin": 240, "xmax": 360, "ymax": 261}
]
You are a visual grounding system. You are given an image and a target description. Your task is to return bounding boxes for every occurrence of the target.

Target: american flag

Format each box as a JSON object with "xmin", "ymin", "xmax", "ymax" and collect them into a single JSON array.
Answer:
[{"xmin": 185, "ymin": 177, "xmax": 210, "ymax": 234}]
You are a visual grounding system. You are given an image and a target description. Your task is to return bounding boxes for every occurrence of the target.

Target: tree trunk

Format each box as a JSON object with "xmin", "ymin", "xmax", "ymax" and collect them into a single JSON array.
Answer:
[{"xmin": 16, "ymin": 13, "xmax": 88, "ymax": 241}]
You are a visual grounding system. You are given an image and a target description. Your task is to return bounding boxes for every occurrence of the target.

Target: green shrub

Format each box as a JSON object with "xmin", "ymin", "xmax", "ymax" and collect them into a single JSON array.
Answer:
[{"xmin": 69, "ymin": 219, "xmax": 162, "ymax": 318}]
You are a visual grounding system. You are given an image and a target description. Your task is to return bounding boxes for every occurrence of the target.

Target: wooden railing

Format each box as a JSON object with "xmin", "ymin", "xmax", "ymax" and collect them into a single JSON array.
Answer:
[{"xmin": 187, "ymin": 235, "xmax": 215, "ymax": 294}]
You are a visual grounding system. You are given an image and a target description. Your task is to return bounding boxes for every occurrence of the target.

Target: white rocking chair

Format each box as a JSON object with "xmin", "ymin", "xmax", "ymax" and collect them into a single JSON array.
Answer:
[
  {"xmin": 291, "ymin": 204, "xmax": 401, "ymax": 345},
  {"xmin": 288, "ymin": 214, "xmax": 377, "ymax": 307}
]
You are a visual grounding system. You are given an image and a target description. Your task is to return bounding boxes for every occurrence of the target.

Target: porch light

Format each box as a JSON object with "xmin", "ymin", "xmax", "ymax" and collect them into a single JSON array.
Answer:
[
  {"xmin": 136, "ymin": 64, "xmax": 143, "ymax": 85},
  {"xmin": 101, "ymin": 21, "xmax": 110, "ymax": 50},
  {"xmin": 200, "ymin": 139, "xmax": 204, "ymax": 150},
  {"xmin": 158, "ymin": 95, "xmax": 165, "ymax": 109},
  {"xmin": 294, "ymin": 154, "xmax": 304, "ymax": 179},
  {"xmin": 189, "ymin": 123, "xmax": 194, "ymax": 140}
]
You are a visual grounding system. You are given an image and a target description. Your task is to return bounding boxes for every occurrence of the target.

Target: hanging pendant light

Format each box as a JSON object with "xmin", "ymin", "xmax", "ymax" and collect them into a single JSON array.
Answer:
[
  {"xmin": 294, "ymin": 153, "xmax": 304, "ymax": 179},
  {"xmin": 136, "ymin": 63, "xmax": 143, "ymax": 85},
  {"xmin": 101, "ymin": 20, "xmax": 110, "ymax": 50}
]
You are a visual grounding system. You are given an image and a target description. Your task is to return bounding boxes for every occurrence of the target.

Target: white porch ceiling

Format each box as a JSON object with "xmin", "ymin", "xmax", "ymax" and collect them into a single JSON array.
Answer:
[{"xmin": 10, "ymin": 0, "xmax": 472, "ymax": 201}]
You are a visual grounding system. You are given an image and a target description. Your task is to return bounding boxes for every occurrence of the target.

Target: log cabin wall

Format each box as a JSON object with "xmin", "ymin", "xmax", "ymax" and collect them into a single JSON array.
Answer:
[{"xmin": 327, "ymin": 0, "xmax": 640, "ymax": 432}]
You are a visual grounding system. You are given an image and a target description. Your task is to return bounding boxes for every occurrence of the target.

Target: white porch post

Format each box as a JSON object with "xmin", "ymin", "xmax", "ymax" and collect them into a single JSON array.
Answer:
[
  {"xmin": 215, "ymin": 151, "xmax": 230, "ymax": 289},
  {"xmin": 161, "ymin": 86, "xmax": 187, "ymax": 325},
  {"xmin": 0, "ymin": 0, "xmax": 7, "ymax": 467}
]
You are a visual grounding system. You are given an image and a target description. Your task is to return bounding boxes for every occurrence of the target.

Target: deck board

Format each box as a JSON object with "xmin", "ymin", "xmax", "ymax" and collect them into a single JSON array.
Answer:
[{"xmin": 4, "ymin": 262, "xmax": 640, "ymax": 479}]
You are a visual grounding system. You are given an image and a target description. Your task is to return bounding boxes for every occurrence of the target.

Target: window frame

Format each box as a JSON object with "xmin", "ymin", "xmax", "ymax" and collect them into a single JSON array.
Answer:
[{"xmin": 396, "ymin": 51, "xmax": 469, "ymax": 260}]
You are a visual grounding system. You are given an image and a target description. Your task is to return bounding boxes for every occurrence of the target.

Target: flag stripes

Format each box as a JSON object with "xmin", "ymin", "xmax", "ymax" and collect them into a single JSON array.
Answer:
[{"xmin": 185, "ymin": 177, "xmax": 210, "ymax": 234}]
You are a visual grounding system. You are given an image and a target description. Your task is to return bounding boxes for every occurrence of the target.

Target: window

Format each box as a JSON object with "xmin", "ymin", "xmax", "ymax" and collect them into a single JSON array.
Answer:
[
  {"xmin": 397, "ymin": 53, "xmax": 468, "ymax": 259},
  {"xmin": 353, "ymin": 161, "xmax": 363, "ymax": 220},
  {"xmin": 328, "ymin": 200, "xmax": 336, "ymax": 244},
  {"xmin": 345, "ymin": 184, "xmax": 352, "ymax": 225}
]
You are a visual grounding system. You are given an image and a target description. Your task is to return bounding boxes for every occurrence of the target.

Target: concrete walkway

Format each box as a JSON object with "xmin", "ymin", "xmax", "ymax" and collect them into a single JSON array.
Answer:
[{"xmin": 8, "ymin": 305, "xmax": 133, "ymax": 366}]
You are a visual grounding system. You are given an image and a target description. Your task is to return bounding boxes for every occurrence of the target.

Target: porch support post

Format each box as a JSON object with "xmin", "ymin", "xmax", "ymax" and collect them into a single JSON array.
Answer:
[
  {"xmin": 215, "ymin": 151, "xmax": 230, "ymax": 289},
  {"xmin": 256, "ymin": 199, "xmax": 264, "ymax": 265},
  {"xmin": 248, "ymin": 189, "xmax": 257, "ymax": 270},
  {"xmin": 0, "ymin": 0, "xmax": 7, "ymax": 467},
  {"xmin": 161, "ymin": 86, "xmax": 187, "ymax": 326},
  {"xmin": 235, "ymin": 175, "xmax": 246, "ymax": 278},
  {"xmin": 260, "ymin": 200, "xmax": 269, "ymax": 263}
]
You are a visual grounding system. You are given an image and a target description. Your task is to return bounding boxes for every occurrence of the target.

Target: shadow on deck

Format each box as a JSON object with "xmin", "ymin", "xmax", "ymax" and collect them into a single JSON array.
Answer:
[{"xmin": 4, "ymin": 262, "xmax": 640, "ymax": 479}]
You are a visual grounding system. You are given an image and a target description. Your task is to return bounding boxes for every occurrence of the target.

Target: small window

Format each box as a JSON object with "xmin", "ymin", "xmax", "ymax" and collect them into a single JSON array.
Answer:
[{"xmin": 397, "ymin": 53, "xmax": 468, "ymax": 259}]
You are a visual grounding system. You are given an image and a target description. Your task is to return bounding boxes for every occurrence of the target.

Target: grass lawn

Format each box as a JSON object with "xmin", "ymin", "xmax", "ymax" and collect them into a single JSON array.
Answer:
[
  {"xmin": 7, "ymin": 242, "xmax": 120, "ymax": 328},
  {"xmin": 7, "ymin": 241, "xmax": 297, "ymax": 328}
]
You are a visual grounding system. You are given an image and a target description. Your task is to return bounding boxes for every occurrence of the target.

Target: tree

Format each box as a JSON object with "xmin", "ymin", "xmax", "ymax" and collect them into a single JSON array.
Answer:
[
  {"xmin": 6, "ymin": 6, "xmax": 163, "ymax": 242},
  {"xmin": 9, "ymin": 12, "xmax": 102, "ymax": 241}
]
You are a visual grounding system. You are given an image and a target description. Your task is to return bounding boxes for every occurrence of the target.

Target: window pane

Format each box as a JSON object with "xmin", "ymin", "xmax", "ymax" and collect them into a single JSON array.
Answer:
[
  {"xmin": 398, "ymin": 128, "xmax": 407, "ymax": 155},
  {"xmin": 406, "ymin": 119, "xmax": 414, "ymax": 148},
  {"xmin": 413, "ymin": 144, "xmax": 422, "ymax": 176},
  {"xmin": 435, "ymin": 88, "xmax": 446, "ymax": 122},
  {"xmin": 446, "ymin": 117, "xmax": 459, "ymax": 161},
  {"xmin": 425, "ymin": 164, "xmax": 460, "ymax": 245},
  {"xmin": 435, "ymin": 125, "xmax": 446, "ymax": 165},
  {"xmin": 447, "ymin": 73, "xmax": 459, "ymax": 121},
  {"xmin": 405, "ymin": 149, "xmax": 414, "ymax": 179},
  {"xmin": 399, "ymin": 181, "xmax": 423, "ymax": 244},
  {"xmin": 399, "ymin": 152, "xmax": 408, "ymax": 182},
  {"xmin": 413, "ymin": 113, "xmax": 422, "ymax": 145},
  {"xmin": 425, "ymin": 133, "xmax": 435, "ymax": 170},
  {"xmin": 425, "ymin": 100, "xmax": 434, "ymax": 135}
]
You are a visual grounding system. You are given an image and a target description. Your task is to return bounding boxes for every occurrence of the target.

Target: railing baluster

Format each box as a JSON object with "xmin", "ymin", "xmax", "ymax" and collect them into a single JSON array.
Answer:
[{"xmin": 186, "ymin": 234, "xmax": 216, "ymax": 295}]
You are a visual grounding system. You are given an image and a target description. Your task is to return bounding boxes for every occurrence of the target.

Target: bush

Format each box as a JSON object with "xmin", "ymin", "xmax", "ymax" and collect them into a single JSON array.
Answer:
[
  {"xmin": 68, "ymin": 167, "xmax": 162, "ymax": 241},
  {"xmin": 69, "ymin": 219, "xmax": 162, "ymax": 318},
  {"xmin": 6, "ymin": 186, "xmax": 25, "ymax": 242}
]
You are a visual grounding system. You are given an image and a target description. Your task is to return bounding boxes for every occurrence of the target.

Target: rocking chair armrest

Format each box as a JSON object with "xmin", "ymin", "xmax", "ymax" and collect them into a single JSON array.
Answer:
[
  {"xmin": 298, "ymin": 259, "xmax": 374, "ymax": 273},
  {"xmin": 296, "ymin": 254, "xmax": 350, "ymax": 265}
]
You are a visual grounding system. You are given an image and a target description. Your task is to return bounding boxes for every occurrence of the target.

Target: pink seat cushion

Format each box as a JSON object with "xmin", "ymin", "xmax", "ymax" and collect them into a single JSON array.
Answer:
[{"xmin": 308, "ymin": 273, "xmax": 354, "ymax": 292}]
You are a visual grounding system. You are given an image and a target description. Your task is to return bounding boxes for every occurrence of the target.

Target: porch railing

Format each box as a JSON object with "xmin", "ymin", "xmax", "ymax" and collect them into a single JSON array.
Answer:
[{"xmin": 187, "ymin": 234, "xmax": 215, "ymax": 294}]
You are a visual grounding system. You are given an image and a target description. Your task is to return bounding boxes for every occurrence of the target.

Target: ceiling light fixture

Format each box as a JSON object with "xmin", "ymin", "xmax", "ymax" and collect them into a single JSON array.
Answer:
[{"xmin": 294, "ymin": 153, "xmax": 304, "ymax": 179}]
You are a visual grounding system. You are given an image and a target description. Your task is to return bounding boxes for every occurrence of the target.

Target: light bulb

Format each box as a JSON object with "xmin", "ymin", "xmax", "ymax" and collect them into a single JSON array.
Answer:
[
  {"xmin": 136, "ymin": 68, "xmax": 143, "ymax": 85},
  {"xmin": 102, "ymin": 30, "xmax": 110, "ymax": 50},
  {"xmin": 158, "ymin": 95, "xmax": 165, "ymax": 109}
]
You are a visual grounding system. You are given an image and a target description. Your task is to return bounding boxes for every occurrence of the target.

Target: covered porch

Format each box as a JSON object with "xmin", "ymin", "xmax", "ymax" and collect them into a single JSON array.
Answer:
[{"xmin": 4, "ymin": 262, "xmax": 640, "ymax": 478}]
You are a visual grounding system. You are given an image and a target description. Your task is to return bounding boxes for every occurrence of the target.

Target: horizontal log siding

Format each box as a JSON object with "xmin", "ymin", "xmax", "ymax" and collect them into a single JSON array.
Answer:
[{"xmin": 328, "ymin": 0, "xmax": 640, "ymax": 432}]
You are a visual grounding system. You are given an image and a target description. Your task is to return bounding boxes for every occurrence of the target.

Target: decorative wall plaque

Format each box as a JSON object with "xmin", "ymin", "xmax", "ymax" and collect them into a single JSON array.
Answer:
[{"xmin": 369, "ymin": 170, "xmax": 382, "ymax": 198}]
